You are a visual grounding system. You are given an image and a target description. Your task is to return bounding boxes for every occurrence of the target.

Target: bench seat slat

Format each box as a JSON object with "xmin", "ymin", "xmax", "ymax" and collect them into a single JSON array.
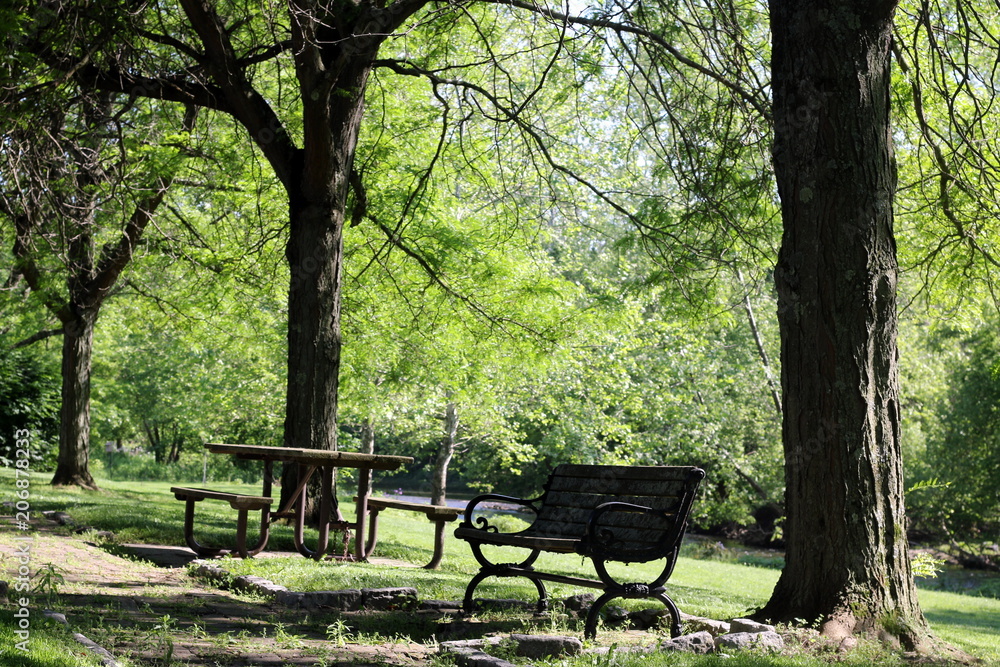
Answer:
[
  {"xmin": 539, "ymin": 491, "xmax": 684, "ymax": 512},
  {"xmin": 365, "ymin": 497, "xmax": 462, "ymax": 521},
  {"xmin": 546, "ymin": 477, "xmax": 691, "ymax": 498},
  {"xmin": 523, "ymin": 521, "xmax": 677, "ymax": 547},
  {"xmin": 171, "ymin": 487, "xmax": 272, "ymax": 511},
  {"xmin": 453, "ymin": 525, "xmax": 581, "ymax": 552}
]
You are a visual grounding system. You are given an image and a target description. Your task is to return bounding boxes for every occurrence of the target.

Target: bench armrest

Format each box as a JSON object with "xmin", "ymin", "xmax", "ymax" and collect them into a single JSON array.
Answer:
[
  {"xmin": 460, "ymin": 493, "xmax": 540, "ymax": 531},
  {"xmin": 586, "ymin": 501, "xmax": 685, "ymax": 562}
]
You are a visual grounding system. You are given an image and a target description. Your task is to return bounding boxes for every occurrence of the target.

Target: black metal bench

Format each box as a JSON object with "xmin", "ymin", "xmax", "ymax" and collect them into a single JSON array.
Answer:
[
  {"xmin": 171, "ymin": 487, "xmax": 272, "ymax": 558},
  {"xmin": 453, "ymin": 464, "xmax": 705, "ymax": 638}
]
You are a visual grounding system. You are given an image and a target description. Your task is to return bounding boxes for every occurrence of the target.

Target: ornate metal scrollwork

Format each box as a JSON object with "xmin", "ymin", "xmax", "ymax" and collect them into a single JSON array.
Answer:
[
  {"xmin": 622, "ymin": 582, "xmax": 651, "ymax": 597},
  {"xmin": 474, "ymin": 516, "xmax": 500, "ymax": 533}
]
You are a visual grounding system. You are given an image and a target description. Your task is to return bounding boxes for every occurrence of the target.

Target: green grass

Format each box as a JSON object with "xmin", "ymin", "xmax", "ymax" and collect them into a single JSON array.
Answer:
[
  {"xmin": 4, "ymin": 468, "xmax": 999, "ymax": 665},
  {"xmin": 0, "ymin": 611, "xmax": 108, "ymax": 667}
]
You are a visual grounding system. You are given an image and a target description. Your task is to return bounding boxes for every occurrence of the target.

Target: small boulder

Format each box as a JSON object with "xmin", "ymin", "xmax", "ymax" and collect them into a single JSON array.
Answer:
[
  {"xmin": 685, "ymin": 616, "xmax": 732, "ymax": 636},
  {"xmin": 563, "ymin": 593, "xmax": 596, "ymax": 613},
  {"xmin": 362, "ymin": 586, "xmax": 417, "ymax": 610},
  {"xmin": 660, "ymin": 631, "xmax": 715, "ymax": 654},
  {"xmin": 510, "ymin": 634, "xmax": 583, "ymax": 659},
  {"xmin": 716, "ymin": 630, "xmax": 784, "ymax": 653},
  {"xmin": 729, "ymin": 618, "xmax": 776, "ymax": 634}
]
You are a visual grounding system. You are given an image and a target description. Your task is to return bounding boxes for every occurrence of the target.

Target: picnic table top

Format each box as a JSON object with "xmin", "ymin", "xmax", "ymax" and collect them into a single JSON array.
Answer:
[{"xmin": 205, "ymin": 443, "xmax": 413, "ymax": 471}]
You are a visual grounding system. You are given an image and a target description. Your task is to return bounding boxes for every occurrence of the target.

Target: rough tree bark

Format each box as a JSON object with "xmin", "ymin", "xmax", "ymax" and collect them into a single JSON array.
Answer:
[
  {"xmin": 760, "ymin": 0, "xmax": 929, "ymax": 647},
  {"xmin": 54, "ymin": 309, "xmax": 98, "ymax": 488}
]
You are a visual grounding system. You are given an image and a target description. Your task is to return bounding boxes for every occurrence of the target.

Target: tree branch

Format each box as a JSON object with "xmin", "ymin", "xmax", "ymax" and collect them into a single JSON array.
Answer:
[
  {"xmin": 12, "ymin": 328, "xmax": 65, "ymax": 349},
  {"xmin": 480, "ymin": 0, "xmax": 770, "ymax": 122}
]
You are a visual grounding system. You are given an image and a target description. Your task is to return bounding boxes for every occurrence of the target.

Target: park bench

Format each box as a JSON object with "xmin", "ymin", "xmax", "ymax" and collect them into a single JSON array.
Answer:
[
  {"xmin": 454, "ymin": 464, "xmax": 705, "ymax": 638},
  {"xmin": 171, "ymin": 487, "xmax": 273, "ymax": 559},
  {"xmin": 356, "ymin": 496, "xmax": 462, "ymax": 569}
]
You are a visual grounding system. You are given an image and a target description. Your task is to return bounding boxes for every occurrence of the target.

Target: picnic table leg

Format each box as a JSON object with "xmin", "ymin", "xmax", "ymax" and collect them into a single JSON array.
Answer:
[
  {"xmin": 292, "ymin": 463, "xmax": 313, "ymax": 557},
  {"xmin": 313, "ymin": 465, "xmax": 333, "ymax": 560},
  {"xmin": 291, "ymin": 464, "xmax": 334, "ymax": 560},
  {"xmin": 363, "ymin": 506, "xmax": 381, "ymax": 559},
  {"xmin": 234, "ymin": 508, "xmax": 251, "ymax": 558},
  {"xmin": 258, "ymin": 460, "xmax": 274, "ymax": 550},
  {"xmin": 354, "ymin": 467, "xmax": 372, "ymax": 561}
]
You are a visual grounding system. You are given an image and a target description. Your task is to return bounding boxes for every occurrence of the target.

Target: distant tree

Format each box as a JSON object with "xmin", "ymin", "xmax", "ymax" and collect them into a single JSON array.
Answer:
[
  {"xmin": 921, "ymin": 321, "xmax": 1000, "ymax": 540},
  {"xmin": 0, "ymin": 346, "xmax": 59, "ymax": 468},
  {"xmin": 0, "ymin": 36, "xmax": 196, "ymax": 487}
]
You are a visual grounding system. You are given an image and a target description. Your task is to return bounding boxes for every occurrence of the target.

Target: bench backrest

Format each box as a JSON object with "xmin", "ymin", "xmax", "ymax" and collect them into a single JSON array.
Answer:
[{"xmin": 534, "ymin": 464, "xmax": 704, "ymax": 561}]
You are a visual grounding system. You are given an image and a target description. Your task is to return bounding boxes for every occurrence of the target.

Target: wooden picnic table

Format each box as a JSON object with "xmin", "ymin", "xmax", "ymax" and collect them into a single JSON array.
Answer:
[{"xmin": 204, "ymin": 443, "xmax": 412, "ymax": 560}]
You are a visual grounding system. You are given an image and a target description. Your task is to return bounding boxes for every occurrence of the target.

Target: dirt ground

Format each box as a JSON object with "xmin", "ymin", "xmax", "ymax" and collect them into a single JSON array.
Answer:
[{"xmin": 1, "ymin": 513, "xmax": 441, "ymax": 666}]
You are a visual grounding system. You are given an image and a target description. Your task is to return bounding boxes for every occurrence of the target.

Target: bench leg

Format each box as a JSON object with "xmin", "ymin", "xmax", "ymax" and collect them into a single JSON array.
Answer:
[
  {"xmin": 587, "ymin": 558, "xmax": 684, "ymax": 639},
  {"xmin": 423, "ymin": 520, "xmax": 448, "ymax": 570},
  {"xmin": 181, "ymin": 498, "xmax": 270, "ymax": 559},
  {"xmin": 462, "ymin": 565, "xmax": 548, "ymax": 616},
  {"xmin": 583, "ymin": 586, "xmax": 681, "ymax": 639},
  {"xmin": 181, "ymin": 498, "xmax": 225, "ymax": 557}
]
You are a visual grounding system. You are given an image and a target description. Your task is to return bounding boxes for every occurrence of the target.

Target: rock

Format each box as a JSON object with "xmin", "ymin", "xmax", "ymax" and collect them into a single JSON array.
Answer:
[
  {"xmin": 442, "ymin": 647, "xmax": 514, "ymax": 667},
  {"xmin": 189, "ymin": 562, "xmax": 229, "ymax": 583},
  {"xmin": 684, "ymin": 616, "xmax": 731, "ymax": 636},
  {"xmin": 440, "ymin": 640, "xmax": 513, "ymax": 667},
  {"xmin": 660, "ymin": 630, "xmax": 715, "ymax": 654},
  {"xmin": 361, "ymin": 587, "xmax": 417, "ymax": 610},
  {"xmin": 509, "ymin": 634, "xmax": 583, "ymax": 659},
  {"xmin": 838, "ymin": 636, "xmax": 859, "ymax": 653},
  {"xmin": 420, "ymin": 599, "xmax": 463, "ymax": 611},
  {"xmin": 563, "ymin": 593, "xmax": 596, "ymax": 612},
  {"xmin": 42, "ymin": 610, "xmax": 69, "ymax": 625},
  {"xmin": 439, "ymin": 639, "xmax": 487, "ymax": 651},
  {"xmin": 230, "ymin": 574, "xmax": 273, "ymax": 593},
  {"xmin": 302, "ymin": 589, "xmax": 363, "ymax": 610},
  {"xmin": 73, "ymin": 632, "xmax": 122, "ymax": 667},
  {"xmin": 585, "ymin": 645, "xmax": 654, "ymax": 656},
  {"xmin": 275, "ymin": 590, "xmax": 306, "ymax": 608},
  {"xmin": 628, "ymin": 608, "xmax": 671, "ymax": 630},
  {"xmin": 436, "ymin": 621, "xmax": 485, "ymax": 640},
  {"xmin": 729, "ymin": 618, "xmax": 776, "ymax": 634},
  {"xmin": 716, "ymin": 630, "xmax": 784, "ymax": 653},
  {"xmin": 602, "ymin": 604, "xmax": 630, "ymax": 625},
  {"xmin": 42, "ymin": 510, "xmax": 73, "ymax": 525}
]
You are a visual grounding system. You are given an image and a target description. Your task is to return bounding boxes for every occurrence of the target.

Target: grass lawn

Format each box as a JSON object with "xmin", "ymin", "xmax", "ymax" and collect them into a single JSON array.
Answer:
[{"xmin": 3, "ymin": 469, "xmax": 998, "ymax": 666}]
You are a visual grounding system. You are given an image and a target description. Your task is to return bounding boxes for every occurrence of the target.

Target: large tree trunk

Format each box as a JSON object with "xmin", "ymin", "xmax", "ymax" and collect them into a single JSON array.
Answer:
[
  {"xmin": 277, "ymin": 52, "xmax": 372, "ymax": 519},
  {"xmin": 51, "ymin": 311, "xmax": 98, "ymax": 489},
  {"xmin": 279, "ymin": 196, "xmax": 349, "ymax": 519},
  {"xmin": 761, "ymin": 0, "xmax": 928, "ymax": 648}
]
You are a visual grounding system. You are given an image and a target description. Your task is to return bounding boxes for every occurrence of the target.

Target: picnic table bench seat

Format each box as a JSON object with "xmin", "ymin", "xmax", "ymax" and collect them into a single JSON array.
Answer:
[
  {"xmin": 171, "ymin": 487, "xmax": 272, "ymax": 559},
  {"xmin": 454, "ymin": 464, "xmax": 705, "ymax": 638},
  {"xmin": 356, "ymin": 496, "xmax": 462, "ymax": 569}
]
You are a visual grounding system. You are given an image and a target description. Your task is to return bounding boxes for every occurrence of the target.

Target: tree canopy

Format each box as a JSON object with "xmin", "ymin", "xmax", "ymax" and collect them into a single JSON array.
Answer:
[{"xmin": 4, "ymin": 0, "xmax": 1000, "ymax": 656}]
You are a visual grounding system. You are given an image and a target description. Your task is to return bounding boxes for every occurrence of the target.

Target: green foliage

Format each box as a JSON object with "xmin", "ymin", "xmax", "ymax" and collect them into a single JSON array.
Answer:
[
  {"xmin": 905, "ymin": 317, "xmax": 1000, "ymax": 538},
  {"xmin": 910, "ymin": 552, "xmax": 946, "ymax": 580},
  {"xmin": 0, "ymin": 345, "xmax": 60, "ymax": 469},
  {"xmin": 0, "ymin": 612, "xmax": 106, "ymax": 667}
]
